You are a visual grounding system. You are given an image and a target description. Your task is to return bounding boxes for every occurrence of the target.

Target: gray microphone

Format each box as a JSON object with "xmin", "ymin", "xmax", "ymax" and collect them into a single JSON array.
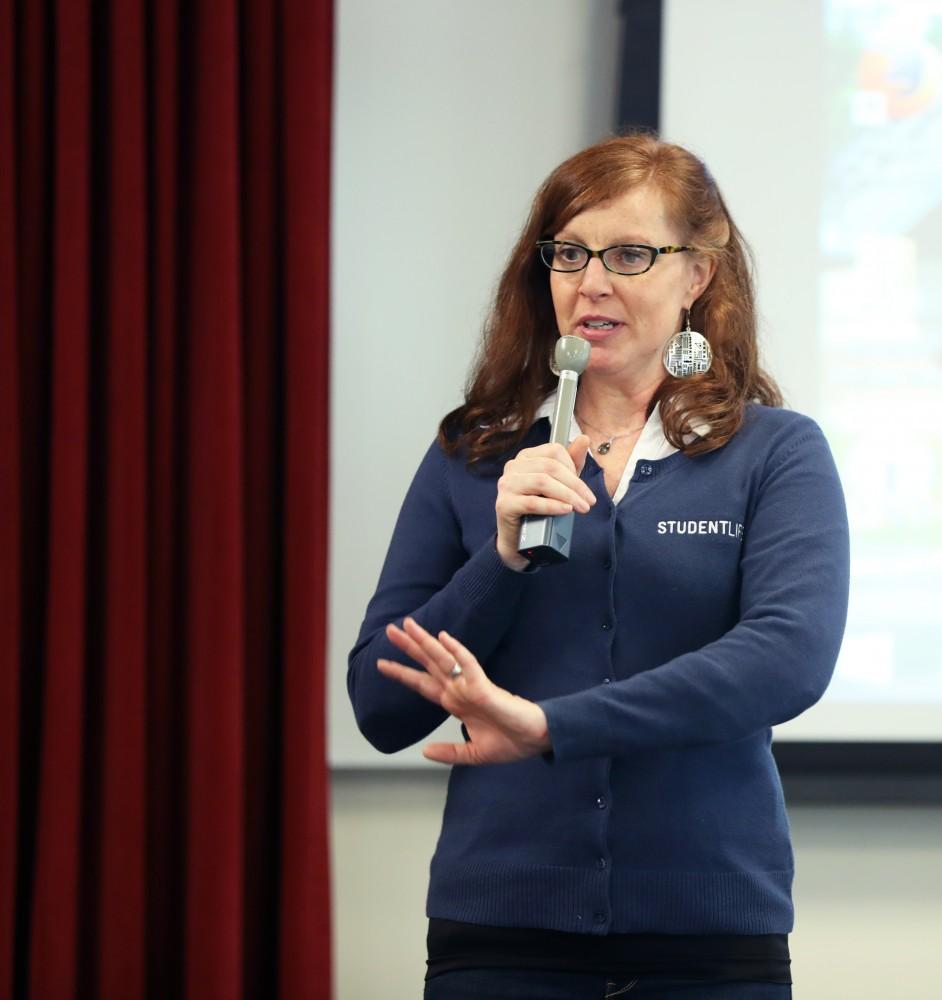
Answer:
[{"xmin": 517, "ymin": 336, "xmax": 591, "ymax": 567}]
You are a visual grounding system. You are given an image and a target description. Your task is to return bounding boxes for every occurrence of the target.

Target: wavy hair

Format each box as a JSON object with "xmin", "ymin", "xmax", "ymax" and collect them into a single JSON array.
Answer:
[{"xmin": 439, "ymin": 132, "xmax": 782, "ymax": 463}]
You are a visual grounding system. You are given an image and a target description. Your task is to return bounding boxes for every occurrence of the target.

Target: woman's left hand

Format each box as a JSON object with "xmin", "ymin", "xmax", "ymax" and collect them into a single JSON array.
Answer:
[{"xmin": 377, "ymin": 617, "xmax": 552, "ymax": 765}]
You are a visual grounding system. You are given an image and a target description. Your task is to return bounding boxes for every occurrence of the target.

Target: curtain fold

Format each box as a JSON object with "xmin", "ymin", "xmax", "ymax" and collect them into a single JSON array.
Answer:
[
  {"xmin": 0, "ymin": 0, "xmax": 21, "ymax": 991},
  {"xmin": 279, "ymin": 1, "xmax": 333, "ymax": 987},
  {"xmin": 0, "ymin": 1, "xmax": 333, "ymax": 997}
]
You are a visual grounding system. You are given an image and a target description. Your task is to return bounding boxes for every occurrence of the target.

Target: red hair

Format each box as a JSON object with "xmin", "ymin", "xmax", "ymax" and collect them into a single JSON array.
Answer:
[{"xmin": 439, "ymin": 132, "xmax": 781, "ymax": 463}]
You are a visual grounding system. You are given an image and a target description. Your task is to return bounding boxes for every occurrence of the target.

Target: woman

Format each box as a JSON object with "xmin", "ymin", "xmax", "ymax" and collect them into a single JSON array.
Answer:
[{"xmin": 347, "ymin": 134, "xmax": 849, "ymax": 999}]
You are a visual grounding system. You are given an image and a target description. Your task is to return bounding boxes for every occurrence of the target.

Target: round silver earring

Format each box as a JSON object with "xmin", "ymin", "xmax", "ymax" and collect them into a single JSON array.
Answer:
[{"xmin": 662, "ymin": 310, "xmax": 712, "ymax": 379}]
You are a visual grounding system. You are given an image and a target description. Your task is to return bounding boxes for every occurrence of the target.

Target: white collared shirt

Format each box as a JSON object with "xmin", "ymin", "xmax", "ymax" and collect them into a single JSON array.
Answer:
[{"xmin": 534, "ymin": 393, "xmax": 708, "ymax": 505}]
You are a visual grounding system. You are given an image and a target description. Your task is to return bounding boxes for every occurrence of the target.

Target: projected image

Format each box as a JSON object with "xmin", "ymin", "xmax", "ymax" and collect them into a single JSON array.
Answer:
[{"xmin": 822, "ymin": 1, "xmax": 942, "ymax": 703}]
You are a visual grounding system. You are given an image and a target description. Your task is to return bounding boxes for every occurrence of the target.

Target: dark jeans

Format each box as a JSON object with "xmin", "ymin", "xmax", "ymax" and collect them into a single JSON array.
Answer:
[{"xmin": 424, "ymin": 968, "xmax": 792, "ymax": 999}]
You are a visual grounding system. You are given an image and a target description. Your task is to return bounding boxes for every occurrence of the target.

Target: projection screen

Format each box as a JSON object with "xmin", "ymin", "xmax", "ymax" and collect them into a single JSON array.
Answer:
[{"xmin": 330, "ymin": 0, "xmax": 942, "ymax": 766}]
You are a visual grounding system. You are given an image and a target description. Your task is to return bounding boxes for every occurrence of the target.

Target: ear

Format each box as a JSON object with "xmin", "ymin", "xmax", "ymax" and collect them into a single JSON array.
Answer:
[{"xmin": 686, "ymin": 254, "xmax": 717, "ymax": 305}]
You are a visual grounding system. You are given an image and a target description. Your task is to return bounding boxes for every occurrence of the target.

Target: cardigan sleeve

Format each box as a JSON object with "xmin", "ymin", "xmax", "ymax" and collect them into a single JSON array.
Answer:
[
  {"xmin": 540, "ymin": 421, "xmax": 851, "ymax": 759},
  {"xmin": 347, "ymin": 439, "xmax": 534, "ymax": 754}
]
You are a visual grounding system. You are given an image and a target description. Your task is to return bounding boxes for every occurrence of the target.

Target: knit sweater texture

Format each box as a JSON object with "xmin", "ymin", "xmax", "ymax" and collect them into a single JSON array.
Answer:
[{"xmin": 347, "ymin": 404, "xmax": 850, "ymax": 936}]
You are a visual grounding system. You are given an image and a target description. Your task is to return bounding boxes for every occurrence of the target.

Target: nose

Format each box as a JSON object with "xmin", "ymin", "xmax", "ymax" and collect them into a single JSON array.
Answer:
[{"xmin": 577, "ymin": 256, "xmax": 613, "ymax": 299}]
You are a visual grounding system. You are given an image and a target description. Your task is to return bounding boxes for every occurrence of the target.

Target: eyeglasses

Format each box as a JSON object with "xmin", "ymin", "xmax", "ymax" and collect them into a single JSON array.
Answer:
[{"xmin": 536, "ymin": 240, "xmax": 695, "ymax": 276}]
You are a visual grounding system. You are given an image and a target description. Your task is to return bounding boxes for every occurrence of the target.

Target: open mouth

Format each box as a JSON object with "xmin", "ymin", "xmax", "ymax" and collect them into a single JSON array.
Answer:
[{"xmin": 577, "ymin": 320, "xmax": 622, "ymax": 339}]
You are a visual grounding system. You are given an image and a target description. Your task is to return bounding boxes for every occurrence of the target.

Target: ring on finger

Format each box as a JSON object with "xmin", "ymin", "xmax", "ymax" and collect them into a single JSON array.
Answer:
[{"xmin": 449, "ymin": 662, "xmax": 463, "ymax": 679}]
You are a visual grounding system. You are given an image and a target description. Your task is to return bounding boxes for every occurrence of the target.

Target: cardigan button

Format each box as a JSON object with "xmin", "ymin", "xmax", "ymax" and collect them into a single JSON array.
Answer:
[
  {"xmin": 640, "ymin": 464, "xmax": 653, "ymax": 476},
  {"xmin": 596, "ymin": 796, "xmax": 607, "ymax": 810},
  {"xmin": 597, "ymin": 857, "xmax": 607, "ymax": 870},
  {"xmin": 601, "ymin": 622, "xmax": 611, "ymax": 631}
]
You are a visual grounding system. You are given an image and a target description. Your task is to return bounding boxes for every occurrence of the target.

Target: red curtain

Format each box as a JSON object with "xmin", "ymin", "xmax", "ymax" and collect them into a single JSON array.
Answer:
[{"xmin": 0, "ymin": 1, "xmax": 333, "ymax": 997}]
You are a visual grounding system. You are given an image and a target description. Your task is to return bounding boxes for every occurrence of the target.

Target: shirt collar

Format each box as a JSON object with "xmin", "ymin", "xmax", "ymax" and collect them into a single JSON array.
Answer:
[
  {"xmin": 533, "ymin": 392, "xmax": 710, "ymax": 445},
  {"xmin": 536, "ymin": 390, "xmax": 710, "ymax": 504}
]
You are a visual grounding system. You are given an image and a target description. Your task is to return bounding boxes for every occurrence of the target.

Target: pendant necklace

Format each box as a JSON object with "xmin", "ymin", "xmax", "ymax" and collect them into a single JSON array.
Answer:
[{"xmin": 575, "ymin": 413, "xmax": 646, "ymax": 455}]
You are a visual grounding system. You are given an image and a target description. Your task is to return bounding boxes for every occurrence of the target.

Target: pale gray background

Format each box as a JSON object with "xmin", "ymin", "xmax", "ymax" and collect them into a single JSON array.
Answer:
[{"xmin": 330, "ymin": 0, "xmax": 623, "ymax": 766}]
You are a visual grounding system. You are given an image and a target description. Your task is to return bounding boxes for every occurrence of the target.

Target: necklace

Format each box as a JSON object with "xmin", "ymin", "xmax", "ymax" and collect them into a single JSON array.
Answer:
[{"xmin": 575, "ymin": 412, "xmax": 646, "ymax": 455}]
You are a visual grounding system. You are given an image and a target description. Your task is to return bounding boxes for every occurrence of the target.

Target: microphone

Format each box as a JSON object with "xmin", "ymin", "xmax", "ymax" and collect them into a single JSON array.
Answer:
[{"xmin": 517, "ymin": 336, "xmax": 591, "ymax": 567}]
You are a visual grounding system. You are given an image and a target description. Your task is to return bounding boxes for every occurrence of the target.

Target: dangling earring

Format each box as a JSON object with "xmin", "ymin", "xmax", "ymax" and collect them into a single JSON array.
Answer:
[{"xmin": 662, "ymin": 309, "xmax": 713, "ymax": 378}]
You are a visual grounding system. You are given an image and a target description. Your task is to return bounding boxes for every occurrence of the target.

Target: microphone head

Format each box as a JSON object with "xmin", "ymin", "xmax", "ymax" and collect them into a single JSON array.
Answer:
[{"xmin": 551, "ymin": 336, "xmax": 591, "ymax": 376}]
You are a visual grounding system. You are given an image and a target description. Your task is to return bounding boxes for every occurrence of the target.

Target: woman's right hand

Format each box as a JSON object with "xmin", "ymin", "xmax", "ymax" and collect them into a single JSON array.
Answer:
[{"xmin": 495, "ymin": 435, "xmax": 596, "ymax": 570}]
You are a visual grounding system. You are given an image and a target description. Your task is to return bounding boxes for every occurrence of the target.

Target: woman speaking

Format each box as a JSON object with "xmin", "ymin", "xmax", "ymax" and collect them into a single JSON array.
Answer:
[{"xmin": 347, "ymin": 133, "xmax": 849, "ymax": 999}]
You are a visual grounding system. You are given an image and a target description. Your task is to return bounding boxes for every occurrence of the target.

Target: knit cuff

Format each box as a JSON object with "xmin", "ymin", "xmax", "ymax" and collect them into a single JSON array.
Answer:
[{"xmin": 453, "ymin": 533, "xmax": 538, "ymax": 607}]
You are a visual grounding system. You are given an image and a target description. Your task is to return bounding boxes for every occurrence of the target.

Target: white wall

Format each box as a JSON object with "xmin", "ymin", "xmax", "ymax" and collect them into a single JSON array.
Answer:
[{"xmin": 330, "ymin": 0, "xmax": 622, "ymax": 765}]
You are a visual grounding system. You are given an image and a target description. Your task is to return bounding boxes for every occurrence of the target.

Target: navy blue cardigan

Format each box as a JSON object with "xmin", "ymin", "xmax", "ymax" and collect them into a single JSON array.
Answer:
[{"xmin": 348, "ymin": 404, "xmax": 849, "ymax": 936}]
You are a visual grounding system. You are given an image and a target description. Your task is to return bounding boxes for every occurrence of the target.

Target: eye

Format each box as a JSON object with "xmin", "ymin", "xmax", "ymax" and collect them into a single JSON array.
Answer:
[
  {"xmin": 557, "ymin": 243, "xmax": 586, "ymax": 264},
  {"xmin": 612, "ymin": 246, "xmax": 647, "ymax": 268}
]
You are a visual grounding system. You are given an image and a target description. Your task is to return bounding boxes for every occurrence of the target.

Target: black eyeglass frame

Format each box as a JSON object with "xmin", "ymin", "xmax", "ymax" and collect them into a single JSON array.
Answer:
[{"xmin": 536, "ymin": 240, "xmax": 696, "ymax": 276}]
